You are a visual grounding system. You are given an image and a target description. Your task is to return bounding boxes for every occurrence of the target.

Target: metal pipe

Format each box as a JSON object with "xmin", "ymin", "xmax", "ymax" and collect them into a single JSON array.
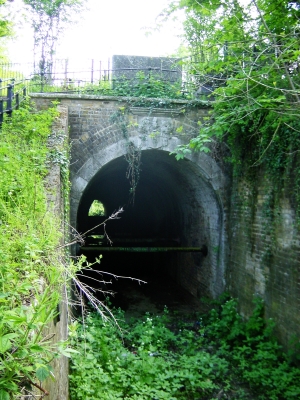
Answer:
[
  {"xmin": 81, "ymin": 246, "xmax": 207, "ymax": 253},
  {"xmin": 86, "ymin": 237, "xmax": 180, "ymax": 243}
]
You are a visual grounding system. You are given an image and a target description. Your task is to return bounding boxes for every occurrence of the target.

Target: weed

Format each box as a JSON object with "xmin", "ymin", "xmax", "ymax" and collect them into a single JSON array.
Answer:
[
  {"xmin": 0, "ymin": 101, "xmax": 71, "ymax": 398},
  {"xmin": 70, "ymin": 298, "xmax": 300, "ymax": 400}
]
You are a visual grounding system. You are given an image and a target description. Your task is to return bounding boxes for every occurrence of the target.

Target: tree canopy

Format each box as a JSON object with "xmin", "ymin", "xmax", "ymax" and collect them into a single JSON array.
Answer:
[
  {"xmin": 0, "ymin": 0, "xmax": 14, "ymax": 59},
  {"xmin": 170, "ymin": 0, "xmax": 300, "ymax": 206},
  {"xmin": 23, "ymin": 0, "xmax": 85, "ymax": 74}
]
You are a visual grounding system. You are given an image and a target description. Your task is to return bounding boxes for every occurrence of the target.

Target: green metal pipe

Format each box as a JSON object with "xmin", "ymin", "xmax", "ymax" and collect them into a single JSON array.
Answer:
[{"xmin": 80, "ymin": 246, "xmax": 206, "ymax": 253}]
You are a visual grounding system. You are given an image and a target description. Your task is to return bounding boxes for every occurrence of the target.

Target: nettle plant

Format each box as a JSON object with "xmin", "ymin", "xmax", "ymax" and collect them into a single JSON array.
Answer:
[{"xmin": 0, "ymin": 101, "xmax": 75, "ymax": 399}]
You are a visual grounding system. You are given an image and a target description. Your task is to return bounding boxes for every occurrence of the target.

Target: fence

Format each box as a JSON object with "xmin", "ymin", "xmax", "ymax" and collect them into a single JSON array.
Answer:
[
  {"xmin": 0, "ymin": 58, "xmax": 220, "ymax": 104},
  {"xmin": 0, "ymin": 78, "xmax": 27, "ymax": 124}
]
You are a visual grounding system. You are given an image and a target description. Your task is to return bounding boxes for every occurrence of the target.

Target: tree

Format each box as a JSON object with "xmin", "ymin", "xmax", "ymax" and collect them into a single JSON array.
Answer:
[
  {"xmin": 0, "ymin": 0, "xmax": 14, "ymax": 60},
  {"xmin": 170, "ymin": 0, "xmax": 300, "ymax": 184},
  {"xmin": 23, "ymin": 0, "xmax": 85, "ymax": 79}
]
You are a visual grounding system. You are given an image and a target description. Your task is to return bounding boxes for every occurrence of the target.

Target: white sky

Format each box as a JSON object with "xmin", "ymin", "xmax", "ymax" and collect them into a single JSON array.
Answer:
[{"xmin": 5, "ymin": 0, "xmax": 183, "ymax": 64}]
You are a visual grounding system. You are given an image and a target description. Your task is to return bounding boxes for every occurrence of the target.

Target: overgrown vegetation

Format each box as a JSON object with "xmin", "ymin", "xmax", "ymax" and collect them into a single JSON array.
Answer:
[
  {"xmin": 29, "ymin": 70, "xmax": 188, "ymax": 100},
  {"xmin": 168, "ymin": 0, "xmax": 300, "ymax": 216},
  {"xmin": 0, "ymin": 0, "xmax": 13, "ymax": 62},
  {"xmin": 69, "ymin": 297, "xmax": 300, "ymax": 400},
  {"xmin": 88, "ymin": 200, "xmax": 105, "ymax": 216},
  {"xmin": 0, "ymin": 102, "xmax": 72, "ymax": 399},
  {"xmin": 110, "ymin": 71, "xmax": 184, "ymax": 99}
]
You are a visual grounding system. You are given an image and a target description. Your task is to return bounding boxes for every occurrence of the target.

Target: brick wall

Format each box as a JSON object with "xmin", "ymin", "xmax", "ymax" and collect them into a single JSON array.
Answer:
[{"xmin": 228, "ymin": 171, "xmax": 300, "ymax": 349}]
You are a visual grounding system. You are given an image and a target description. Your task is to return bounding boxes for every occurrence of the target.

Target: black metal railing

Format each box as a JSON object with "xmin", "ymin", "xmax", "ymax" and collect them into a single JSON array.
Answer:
[
  {"xmin": 0, "ymin": 58, "xmax": 220, "ymax": 113},
  {"xmin": 0, "ymin": 78, "xmax": 27, "ymax": 124}
]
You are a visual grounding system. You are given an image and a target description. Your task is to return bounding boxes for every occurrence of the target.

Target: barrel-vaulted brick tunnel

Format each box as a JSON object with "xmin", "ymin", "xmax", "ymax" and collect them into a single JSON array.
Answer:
[
  {"xmin": 61, "ymin": 97, "xmax": 230, "ymax": 305},
  {"xmin": 74, "ymin": 137, "xmax": 229, "ymax": 303},
  {"xmin": 31, "ymin": 94, "xmax": 300, "ymax": 385}
]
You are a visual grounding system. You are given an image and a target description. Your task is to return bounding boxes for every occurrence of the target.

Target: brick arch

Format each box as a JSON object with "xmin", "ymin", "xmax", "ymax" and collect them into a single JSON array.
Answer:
[{"xmin": 71, "ymin": 135, "xmax": 229, "ymax": 299}]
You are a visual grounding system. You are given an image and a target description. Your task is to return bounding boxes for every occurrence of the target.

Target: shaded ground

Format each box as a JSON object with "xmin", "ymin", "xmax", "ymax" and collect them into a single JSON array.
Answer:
[
  {"xmin": 106, "ymin": 271, "xmax": 208, "ymax": 320},
  {"xmin": 82, "ymin": 250, "xmax": 208, "ymax": 318}
]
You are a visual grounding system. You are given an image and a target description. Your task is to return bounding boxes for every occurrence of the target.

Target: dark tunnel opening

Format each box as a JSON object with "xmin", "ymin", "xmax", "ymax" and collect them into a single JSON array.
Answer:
[{"xmin": 76, "ymin": 149, "xmax": 220, "ymax": 312}]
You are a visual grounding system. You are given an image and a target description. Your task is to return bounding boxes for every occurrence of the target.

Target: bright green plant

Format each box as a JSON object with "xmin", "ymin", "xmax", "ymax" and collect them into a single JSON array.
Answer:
[
  {"xmin": 70, "ymin": 298, "xmax": 300, "ymax": 400},
  {"xmin": 202, "ymin": 297, "xmax": 300, "ymax": 399},
  {"xmin": 28, "ymin": 70, "xmax": 188, "ymax": 100},
  {"xmin": 88, "ymin": 200, "xmax": 105, "ymax": 216},
  {"xmin": 0, "ymin": 101, "xmax": 73, "ymax": 398},
  {"xmin": 69, "ymin": 307, "xmax": 223, "ymax": 400},
  {"xmin": 111, "ymin": 71, "xmax": 184, "ymax": 99}
]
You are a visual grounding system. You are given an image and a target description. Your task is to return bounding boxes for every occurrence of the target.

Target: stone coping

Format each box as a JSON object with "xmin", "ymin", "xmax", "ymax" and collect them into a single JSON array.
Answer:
[{"xmin": 29, "ymin": 92, "xmax": 211, "ymax": 107}]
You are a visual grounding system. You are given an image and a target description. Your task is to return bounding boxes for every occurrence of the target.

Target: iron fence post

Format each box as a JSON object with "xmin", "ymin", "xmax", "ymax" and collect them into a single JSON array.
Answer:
[
  {"xmin": 0, "ymin": 99, "xmax": 3, "ymax": 125},
  {"xmin": 7, "ymin": 79, "xmax": 14, "ymax": 117},
  {"xmin": 15, "ymin": 92, "xmax": 19, "ymax": 109},
  {"xmin": 40, "ymin": 72, "xmax": 44, "ymax": 93},
  {"xmin": 64, "ymin": 58, "xmax": 68, "ymax": 85}
]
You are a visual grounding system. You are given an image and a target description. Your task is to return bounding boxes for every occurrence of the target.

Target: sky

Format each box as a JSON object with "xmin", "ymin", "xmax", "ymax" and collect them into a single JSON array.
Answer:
[{"xmin": 6, "ymin": 0, "xmax": 183, "ymax": 65}]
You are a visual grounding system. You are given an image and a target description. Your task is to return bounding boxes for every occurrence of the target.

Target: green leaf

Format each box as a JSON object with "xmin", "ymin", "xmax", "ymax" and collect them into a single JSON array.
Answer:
[
  {"xmin": 29, "ymin": 344, "xmax": 44, "ymax": 352},
  {"xmin": 36, "ymin": 366, "xmax": 50, "ymax": 382},
  {"xmin": 0, "ymin": 390, "xmax": 9, "ymax": 400},
  {"xmin": 58, "ymin": 347, "xmax": 79, "ymax": 358},
  {"xmin": 0, "ymin": 333, "xmax": 17, "ymax": 353}
]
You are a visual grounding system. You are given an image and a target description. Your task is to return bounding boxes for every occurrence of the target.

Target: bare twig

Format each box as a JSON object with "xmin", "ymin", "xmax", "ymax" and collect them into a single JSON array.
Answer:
[
  {"xmin": 27, "ymin": 380, "xmax": 49, "ymax": 397},
  {"xmin": 57, "ymin": 207, "xmax": 124, "ymax": 249}
]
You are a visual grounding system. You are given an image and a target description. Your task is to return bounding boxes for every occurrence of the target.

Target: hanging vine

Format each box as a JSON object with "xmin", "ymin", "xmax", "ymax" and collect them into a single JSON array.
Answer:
[
  {"xmin": 110, "ymin": 105, "xmax": 142, "ymax": 204},
  {"xmin": 125, "ymin": 141, "xmax": 141, "ymax": 204}
]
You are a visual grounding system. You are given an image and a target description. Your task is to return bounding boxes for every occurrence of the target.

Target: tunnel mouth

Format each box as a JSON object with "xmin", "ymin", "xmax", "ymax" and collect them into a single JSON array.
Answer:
[{"xmin": 76, "ymin": 149, "xmax": 221, "ymax": 309}]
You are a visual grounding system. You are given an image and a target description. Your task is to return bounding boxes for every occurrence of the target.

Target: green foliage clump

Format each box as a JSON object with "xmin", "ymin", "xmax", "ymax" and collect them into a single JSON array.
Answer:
[
  {"xmin": 0, "ymin": 102, "xmax": 69, "ymax": 398},
  {"xmin": 204, "ymin": 297, "xmax": 300, "ymax": 399},
  {"xmin": 88, "ymin": 200, "xmax": 105, "ymax": 216},
  {"xmin": 69, "ymin": 308, "xmax": 223, "ymax": 400},
  {"xmin": 30, "ymin": 71, "xmax": 186, "ymax": 100},
  {"xmin": 69, "ymin": 298, "xmax": 300, "ymax": 400},
  {"xmin": 110, "ymin": 72, "xmax": 185, "ymax": 99},
  {"xmin": 170, "ymin": 0, "xmax": 300, "ymax": 218}
]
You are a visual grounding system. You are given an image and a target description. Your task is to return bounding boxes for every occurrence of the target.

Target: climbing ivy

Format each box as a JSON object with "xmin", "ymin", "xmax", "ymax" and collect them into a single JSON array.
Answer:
[{"xmin": 80, "ymin": 71, "xmax": 188, "ymax": 100}]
